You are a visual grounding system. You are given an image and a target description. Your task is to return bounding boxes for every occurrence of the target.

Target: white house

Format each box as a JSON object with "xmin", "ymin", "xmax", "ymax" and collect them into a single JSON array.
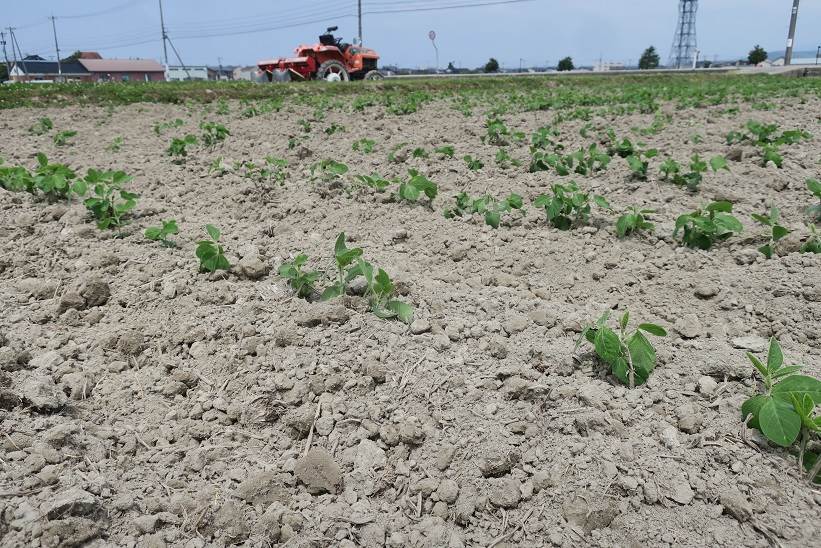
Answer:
[
  {"xmin": 165, "ymin": 65, "xmax": 208, "ymax": 81},
  {"xmin": 233, "ymin": 66, "xmax": 262, "ymax": 81}
]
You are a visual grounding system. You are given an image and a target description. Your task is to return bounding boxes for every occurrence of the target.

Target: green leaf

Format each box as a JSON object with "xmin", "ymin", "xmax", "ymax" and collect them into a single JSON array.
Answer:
[
  {"xmin": 746, "ymin": 352, "xmax": 769, "ymax": 380},
  {"xmin": 707, "ymin": 201, "xmax": 733, "ymax": 213},
  {"xmin": 741, "ymin": 394, "xmax": 768, "ymax": 430},
  {"xmin": 772, "ymin": 375, "xmax": 821, "ymax": 404},
  {"xmin": 637, "ymin": 323, "xmax": 667, "ymax": 337},
  {"xmin": 709, "ymin": 156, "xmax": 729, "ymax": 172},
  {"xmin": 758, "ymin": 244, "xmax": 773, "ymax": 259},
  {"xmin": 594, "ymin": 327, "xmax": 622, "ymax": 365},
  {"xmin": 593, "ymin": 195, "xmax": 611, "ymax": 210},
  {"xmin": 145, "ymin": 227, "xmax": 163, "ymax": 240},
  {"xmin": 627, "ymin": 331, "xmax": 656, "ymax": 386},
  {"xmin": 320, "ymin": 284, "xmax": 344, "ymax": 301},
  {"xmin": 759, "ymin": 397, "xmax": 801, "ymax": 447},
  {"xmin": 772, "ymin": 225, "xmax": 789, "ymax": 241},
  {"xmin": 766, "ymin": 337, "xmax": 783, "ymax": 372},
  {"xmin": 386, "ymin": 300, "xmax": 414, "ymax": 324},
  {"xmin": 485, "ymin": 211, "xmax": 500, "ymax": 229},
  {"xmin": 205, "ymin": 224, "xmax": 221, "ymax": 241},
  {"xmin": 770, "ymin": 366, "xmax": 802, "ymax": 379},
  {"xmin": 619, "ymin": 311, "xmax": 629, "ymax": 331}
]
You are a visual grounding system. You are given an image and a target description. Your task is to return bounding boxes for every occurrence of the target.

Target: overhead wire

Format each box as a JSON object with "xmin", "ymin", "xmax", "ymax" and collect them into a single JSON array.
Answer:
[{"xmin": 11, "ymin": 0, "xmax": 541, "ymax": 57}]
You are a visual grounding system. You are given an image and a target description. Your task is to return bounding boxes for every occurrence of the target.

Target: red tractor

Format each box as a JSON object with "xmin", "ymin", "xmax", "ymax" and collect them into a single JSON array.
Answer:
[{"xmin": 258, "ymin": 27, "xmax": 384, "ymax": 82}]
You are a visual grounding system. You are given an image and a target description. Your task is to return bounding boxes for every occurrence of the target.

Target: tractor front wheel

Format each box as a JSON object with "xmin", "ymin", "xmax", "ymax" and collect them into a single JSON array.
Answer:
[
  {"xmin": 364, "ymin": 70, "xmax": 385, "ymax": 80},
  {"xmin": 317, "ymin": 60, "xmax": 350, "ymax": 82}
]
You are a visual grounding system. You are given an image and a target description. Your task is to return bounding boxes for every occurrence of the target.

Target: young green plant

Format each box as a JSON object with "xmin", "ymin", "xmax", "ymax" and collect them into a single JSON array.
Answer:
[
  {"xmin": 144, "ymin": 219, "xmax": 179, "ymax": 247},
  {"xmin": 279, "ymin": 254, "xmax": 320, "ymax": 298},
  {"xmin": 751, "ymin": 206, "xmax": 790, "ymax": 259},
  {"xmin": 196, "ymin": 224, "xmax": 231, "ymax": 273},
  {"xmin": 674, "ymin": 201, "xmax": 743, "ymax": 250},
  {"xmin": 741, "ymin": 337, "xmax": 821, "ymax": 484},
  {"xmin": 576, "ymin": 310, "xmax": 667, "ymax": 388}
]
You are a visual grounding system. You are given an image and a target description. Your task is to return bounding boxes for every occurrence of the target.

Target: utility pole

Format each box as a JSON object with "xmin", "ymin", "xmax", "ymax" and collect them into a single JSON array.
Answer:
[
  {"xmin": 0, "ymin": 31, "xmax": 10, "ymax": 81},
  {"xmin": 158, "ymin": 0, "xmax": 169, "ymax": 65},
  {"xmin": 785, "ymin": 0, "xmax": 800, "ymax": 65},
  {"xmin": 8, "ymin": 28, "xmax": 27, "ymax": 78},
  {"xmin": 218, "ymin": 56, "xmax": 223, "ymax": 80},
  {"xmin": 358, "ymin": 0, "xmax": 363, "ymax": 43},
  {"xmin": 49, "ymin": 16, "xmax": 62, "ymax": 79}
]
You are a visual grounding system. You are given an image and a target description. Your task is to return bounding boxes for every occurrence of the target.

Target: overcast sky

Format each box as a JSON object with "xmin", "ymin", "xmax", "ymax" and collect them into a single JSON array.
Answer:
[{"xmin": 3, "ymin": 0, "xmax": 820, "ymax": 68}]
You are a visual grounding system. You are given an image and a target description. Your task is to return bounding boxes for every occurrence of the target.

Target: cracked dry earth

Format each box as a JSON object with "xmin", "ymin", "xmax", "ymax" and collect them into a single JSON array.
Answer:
[{"xmin": 1, "ymin": 86, "xmax": 820, "ymax": 548}]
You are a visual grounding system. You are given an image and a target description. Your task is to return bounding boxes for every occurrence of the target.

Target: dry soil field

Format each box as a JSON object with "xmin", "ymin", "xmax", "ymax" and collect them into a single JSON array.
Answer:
[{"xmin": 1, "ymin": 75, "xmax": 820, "ymax": 547}]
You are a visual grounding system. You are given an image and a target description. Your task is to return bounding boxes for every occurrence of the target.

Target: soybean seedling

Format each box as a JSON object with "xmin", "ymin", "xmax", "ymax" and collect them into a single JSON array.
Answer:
[
  {"xmin": 279, "ymin": 254, "xmax": 320, "ymax": 298},
  {"xmin": 444, "ymin": 192, "xmax": 523, "ymax": 229},
  {"xmin": 53, "ymin": 130, "xmax": 77, "ymax": 146},
  {"xmin": 310, "ymin": 159, "xmax": 348, "ymax": 184},
  {"xmin": 153, "ymin": 118, "xmax": 184, "ymax": 135},
  {"xmin": 31, "ymin": 153, "xmax": 82, "ymax": 201},
  {"xmin": 435, "ymin": 145, "xmax": 455, "ymax": 159},
  {"xmin": 320, "ymin": 232, "xmax": 363, "ymax": 301},
  {"xmin": 144, "ymin": 219, "xmax": 179, "ymax": 247},
  {"xmin": 495, "ymin": 149, "xmax": 522, "ymax": 169},
  {"xmin": 576, "ymin": 310, "xmax": 667, "ymax": 388},
  {"xmin": 673, "ymin": 201, "xmax": 743, "ymax": 250},
  {"xmin": 355, "ymin": 174, "xmax": 392, "ymax": 192},
  {"xmin": 660, "ymin": 155, "xmax": 729, "ymax": 191},
  {"xmin": 348, "ymin": 258, "xmax": 413, "ymax": 324},
  {"xmin": 324, "ymin": 123, "xmax": 345, "ymax": 135},
  {"xmin": 807, "ymin": 179, "xmax": 821, "ymax": 222},
  {"xmin": 533, "ymin": 181, "xmax": 610, "ymax": 230},
  {"xmin": 411, "ymin": 147, "xmax": 429, "ymax": 159},
  {"xmin": 80, "ymin": 169, "xmax": 139, "ymax": 229},
  {"xmin": 625, "ymin": 148, "xmax": 658, "ymax": 181},
  {"xmin": 167, "ymin": 135, "xmax": 198, "ymax": 161},
  {"xmin": 107, "ymin": 136, "xmax": 124, "ymax": 152},
  {"xmin": 29, "ymin": 117, "xmax": 53, "ymax": 135},
  {"xmin": 397, "ymin": 170, "xmax": 437, "ymax": 207},
  {"xmin": 740, "ymin": 337, "xmax": 821, "ymax": 483},
  {"xmin": 200, "ymin": 121, "xmax": 230, "ymax": 148},
  {"xmin": 751, "ymin": 206, "xmax": 790, "ymax": 259},
  {"xmin": 196, "ymin": 224, "xmax": 231, "ymax": 273},
  {"xmin": 463, "ymin": 155, "xmax": 484, "ymax": 171},
  {"xmin": 800, "ymin": 224, "xmax": 820, "ymax": 254},
  {"xmin": 352, "ymin": 138, "xmax": 375, "ymax": 153},
  {"xmin": 616, "ymin": 206, "xmax": 655, "ymax": 238}
]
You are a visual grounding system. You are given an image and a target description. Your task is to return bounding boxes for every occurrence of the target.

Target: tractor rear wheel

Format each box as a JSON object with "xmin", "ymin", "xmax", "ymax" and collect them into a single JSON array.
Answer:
[
  {"xmin": 364, "ymin": 70, "xmax": 385, "ymax": 80},
  {"xmin": 317, "ymin": 60, "xmax": 349, "ymax": 82}
]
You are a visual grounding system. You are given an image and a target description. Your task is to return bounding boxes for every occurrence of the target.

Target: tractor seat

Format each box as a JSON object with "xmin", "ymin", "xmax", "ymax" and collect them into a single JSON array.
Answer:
[{"xmin": 319, "ymin": 34, "xmax": 336, "ymax": 46}]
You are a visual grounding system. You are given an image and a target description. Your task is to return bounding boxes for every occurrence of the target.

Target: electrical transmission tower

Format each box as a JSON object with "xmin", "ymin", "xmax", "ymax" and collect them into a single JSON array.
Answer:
[{"xmin": 668, "ymin": 0, "xmax": 698, "ymax": 68}]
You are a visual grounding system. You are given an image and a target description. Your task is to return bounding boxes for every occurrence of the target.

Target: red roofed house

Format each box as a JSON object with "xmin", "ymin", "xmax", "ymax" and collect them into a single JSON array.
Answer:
[{"xmin": 77, "ymin": 53, "xmax": 165, "ymax": 82}]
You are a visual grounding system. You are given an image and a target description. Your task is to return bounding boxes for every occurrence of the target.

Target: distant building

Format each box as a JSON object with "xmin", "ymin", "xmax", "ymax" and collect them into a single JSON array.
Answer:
[
  {"xmin": 593, "ymin": 62, "xmax": 625, "ymax": 72},
  {"xmin": 233, "ymin": 66, "xmax": 261, "ymax": 81},
  {"xmin": 771, "ymin": 56, "xmax": 819, "ymax": 66},
  {"xmin": 9, "ymin": 58, "xmax": 90, "ymax": 82},
  {"xmin": 9, "ymin": 52, "xmax": 164, "ymax": 82},
  {"xmin": 79, "ymin": 57, "xmax": 165, "ymax": 82},
  {"xmin": 207, "ymin": 67, "xmax": 235, "ymax": 81},
  {"xmin": 166, "ymin": 66, "xmax": 208, "ymax": 81}
]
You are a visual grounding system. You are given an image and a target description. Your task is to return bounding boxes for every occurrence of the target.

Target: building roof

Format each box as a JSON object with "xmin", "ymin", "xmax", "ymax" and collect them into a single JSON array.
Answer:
[
  {"xmin": 12, "ymin": 60, "xmax": 89, "ymax": 75},
  {"xmin": 79, "ymin": 58, "xmax": 164, "ymax": 73}
]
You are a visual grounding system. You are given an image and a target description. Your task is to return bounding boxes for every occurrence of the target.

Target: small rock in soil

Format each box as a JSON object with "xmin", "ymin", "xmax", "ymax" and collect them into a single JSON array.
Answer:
[
  {"xmin": 489, "ymin": 477, "xmax": 521, "ymax": 508},
  {"xmin": 235, "ymin": 471, "xmax": 291, "ymax": 507},
  {"xmin": 295, "ymin": 447, "xmax": 342, "ymax": 494},
  {"xmin": 674, "ymin": 313, "xmax": 702, "ymax": 339},
  {"xmin": 720, "ymin": 489, "xmax": 752, "ymax": 522},
  {"xmin": 43, "ymin": 487, "xmax": 100, "ymax": 519},
  {"xmin": 562, "ymin": 494, "xmax": 619, "ymax": 532},
  {"xmin": 477, "ymin": 447, "xmax": 520, "ymax": 477}
]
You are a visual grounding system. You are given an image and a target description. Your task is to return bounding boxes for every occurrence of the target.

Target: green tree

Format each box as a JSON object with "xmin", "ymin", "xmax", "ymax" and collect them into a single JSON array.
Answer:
[
  {"xmin": 0, "ymin": 64, "xmax": 7, "ymax": 82},
  {"xmin": 639, "ymin": 46, "xmax": 660, "ymax": 70},
  {"xmin": 748, "ymin": 45, "xmax": 768, "ymax": 65},
  {"xmin": 484, "ymin": 58, "xmax": 499, "ymax": 73},
  {"xmin": 60, "ymin": 50, "xmax": 82, "ymax": 63},
  {"xmin": 557, "ymin": 57, "xmax": 574, "ymax": 72}
]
